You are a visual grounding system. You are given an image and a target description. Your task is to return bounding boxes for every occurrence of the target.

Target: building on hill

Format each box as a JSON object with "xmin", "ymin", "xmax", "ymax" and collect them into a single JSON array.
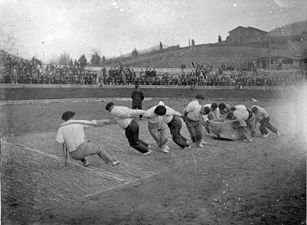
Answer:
[{"xmin": 225, "ymin": 26, "xmax": 267, "ymax": 45}]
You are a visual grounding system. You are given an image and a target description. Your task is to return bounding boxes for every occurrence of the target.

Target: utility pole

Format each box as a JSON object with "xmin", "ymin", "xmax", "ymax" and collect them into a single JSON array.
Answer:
[{"xmin": 268, "ymin": 37, "xmax": 271, "ymax": 69}]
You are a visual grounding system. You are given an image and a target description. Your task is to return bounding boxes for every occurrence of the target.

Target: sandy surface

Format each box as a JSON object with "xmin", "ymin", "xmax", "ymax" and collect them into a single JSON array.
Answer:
[{"xmin": 1, "ymin": 97, "xmax": 306, "ymax": 225}]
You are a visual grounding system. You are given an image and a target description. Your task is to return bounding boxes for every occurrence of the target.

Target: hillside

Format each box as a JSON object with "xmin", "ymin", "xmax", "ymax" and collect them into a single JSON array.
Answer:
[
  {"xmin": 269, "ymin": 19, "xmax": 307, "ymax": 37},
  {"xmin": 104, "ymin": 44, "xmax": 290, "ymax": 68},
  {"xmin": 102, "ymin": 20, "xmax": 307, "ymax": 68}
]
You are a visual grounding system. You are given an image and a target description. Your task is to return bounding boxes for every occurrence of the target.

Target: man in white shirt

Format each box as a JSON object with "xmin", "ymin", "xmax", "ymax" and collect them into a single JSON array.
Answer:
[
  {"xmin": 183, "ymin": 94, "xmax": 205, "ymax": 147},
  {"xmin": 56, "ymin": 111, "xmax": 119, "ymax": 167},
  {"xmin": 143, "ymin": 102, "xmax": 169, "ymax": 153},
  {"xmin": 210, "ymin": 103, "xmax": 220, "ymax": 119},
  {"xmin": 105, "ymin": 102, "xmax": 152, "ymax": 155},
  {"xmin": 144, "ymin": 101, "xmax": 190, "ymax": 152},
  {"xmin": 218, "ymin": 103, "xmax": 231, "ymax": 119},
  {"xmin": 228, "ymin": 107, "xmax": 255, "ymax": 142},
  {"xmin": 251, "ymin": 105, "xmax": 280, "ymax": 137},
  {"xmin": 162, "ymin": 103, "xmax": 191, "ymax": 149}
]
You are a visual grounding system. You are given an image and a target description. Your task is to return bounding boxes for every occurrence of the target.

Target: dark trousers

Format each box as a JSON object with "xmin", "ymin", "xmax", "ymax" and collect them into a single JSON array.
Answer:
[
  {"xmin": 184, "ymin": 117, "xmax": 203, "ymax": 144},
  {"xmin": 125, "ymin": 120, "xmax": 149, "ymax": 154},
  {"xmin": 259, "ymin": 117, "xmax": 278, "ymax": 135},
  {"xmin": 132, "ymin": 104, "xmax": 142, "ymax": 109},
  {"xmin": 168, "ymin": 116, "xmax": 189, "ymax": 148}
]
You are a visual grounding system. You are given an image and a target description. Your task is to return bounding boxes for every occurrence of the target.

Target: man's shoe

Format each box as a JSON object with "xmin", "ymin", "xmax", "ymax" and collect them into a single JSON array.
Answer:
[
  {"xmin": 81, "ymin": 158, "xmax": 89, "ymax": 167},
  {"xmin": 111, "ymin": 160, "xmax": 119, "ymax": 166},
  {"xmin": 184, "ymin": 145, "xmax": 192, "ymax": 149},
  {"xmin": 276, "ymin": 130, "xmax": 280, "ymax": 137},
  {"xmin": 165, "ymin": 145, "xmax": 170, "ymax": 150},
  {"xmin": 243, "ymin": 138, "xmax": 253, "ymax": 142},
  {"xmin": 262, "ymin": 133, "xmax": 269, "ymax": 138},
  {"xmin": 198, "ymin": 143, "xmax": 204, "ymax": 148},
  {"xmin": 143, "ymin": 149, "xmax": 152, "ymax": 155},
  {"xmin": 201, "ymin": 139, "xmax": 207, "ymax": 144},
  {"xmin": 161, "ymin": 147, "xmax": 170, "ymax": 153}
]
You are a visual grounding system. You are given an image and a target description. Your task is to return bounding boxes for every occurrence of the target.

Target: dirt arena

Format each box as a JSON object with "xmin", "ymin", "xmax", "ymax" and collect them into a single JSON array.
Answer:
[{"xmin": 1, "ymin": 94, "xmax": 306, "ymax": 224}]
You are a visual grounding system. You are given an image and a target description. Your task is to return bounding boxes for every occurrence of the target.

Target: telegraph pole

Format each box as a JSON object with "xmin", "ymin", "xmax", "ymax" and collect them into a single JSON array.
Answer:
[{"xmin": 268, "ymin": 37, "xmax": 271, "ymax": 69}]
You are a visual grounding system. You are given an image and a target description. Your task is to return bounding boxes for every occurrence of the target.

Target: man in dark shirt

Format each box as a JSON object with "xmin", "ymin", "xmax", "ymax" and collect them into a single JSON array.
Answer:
[{"xmin": 131, "ymin": 85, "xmax": 144, "ymax": 109}]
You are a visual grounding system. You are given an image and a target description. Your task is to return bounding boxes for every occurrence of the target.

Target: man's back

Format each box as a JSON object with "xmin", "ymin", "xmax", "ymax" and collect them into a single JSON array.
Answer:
[{"xmin": 56, "ymin": 120, "xmax": 88, "ymax": 152}]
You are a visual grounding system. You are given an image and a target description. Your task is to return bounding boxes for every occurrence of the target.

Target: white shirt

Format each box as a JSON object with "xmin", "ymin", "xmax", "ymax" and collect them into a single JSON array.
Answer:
[
  {"xmin": 184, "ymin": 100, "xmax": 202, "ymax": 121},
  {"xmin": 110, "ymin": 106, "xmax": 145, "ymax": 129},
  {"xmin": 233, "ymin": 109, "xmax": 249, "ymax": 121},
  {"xmin": 143, "ymin": 101, "xmax": 182, "ymax": 124},
  {"xmin": 163, "ymin": 105, "xmax": 182, "ymax": 124},
  {"xmin": 143, "ymin": 104, "xmax": 164, "ymax": 123},
  {"xmin": 235, "ymin": 105, "xmax": 248, "ymax": 110},
  {"xmin": 56, "ymin": 119, "xmax": 97, "ymax": 152},
  {"xmin": 251, "ymin": 105, "xmax": 269, "ymax": 121}
]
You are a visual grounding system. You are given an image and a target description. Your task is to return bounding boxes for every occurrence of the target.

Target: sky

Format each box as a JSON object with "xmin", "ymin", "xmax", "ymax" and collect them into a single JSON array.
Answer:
[{"xmin": 0, "ymin": 0, "xmax": 306, "ymax": 62}]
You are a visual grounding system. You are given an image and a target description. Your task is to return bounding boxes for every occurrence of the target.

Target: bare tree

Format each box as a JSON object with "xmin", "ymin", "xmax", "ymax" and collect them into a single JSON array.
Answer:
[
  {"xmin": 131, "ymin": 48, "xmax": 138, "ymax": 57},
  {"xmin": 218, "ymin": 35, "xmax": 222, "ymax": 43}
]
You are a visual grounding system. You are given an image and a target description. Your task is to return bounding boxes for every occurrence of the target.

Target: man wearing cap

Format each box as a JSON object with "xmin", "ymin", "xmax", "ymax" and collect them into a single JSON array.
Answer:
[
  {"xmin": 210, "ymin": 103, "xmax": 220, "ymax": 120},
  {"xmin": 105, "ymin": 102, "xmax": 152, "ymax": 155},
  {"xmin": 183, "ymin": 94, "xmax": 205, "ymax": 148},
  {"xmin": 202, "ymin": 103, "xmax": 220, "ymax": 122},
  {"xmin": 143, "ymin": 101, "xmax": 190, "ymax": 152},
  {"xmin": 131, "ymin": 85, "xmax": 144, "ymax": 109},
  {"xmin": 218, "ymin": 103, "xmax": 231, "ymax": 119},
  {"xmin": 162, "ymin": 103, "xmax": 191, "ymax": 149},
  {"xmin": 251, "ymin": 105, "xmax": 280, "ymax": 138},
  {"xmin": 56, "ymin": 111, "xmax": 119, "ymax": 167},
  {"xmin": 227, "ymin": 106, "xmax": 256, "ymax": 142},
  {"xmin": 143, "ymin": 102, "xmax": 169, "ymax": 153}
]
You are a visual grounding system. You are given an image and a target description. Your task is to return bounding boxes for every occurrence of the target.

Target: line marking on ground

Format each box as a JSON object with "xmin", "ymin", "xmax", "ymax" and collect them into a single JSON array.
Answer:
[
  {"xmin": 75, "ymin": 146, "xmax": 227, "ymax": 202},
  {"xmin": 1, "ymin": 139, "xmax": 125, "ymax": 183}
]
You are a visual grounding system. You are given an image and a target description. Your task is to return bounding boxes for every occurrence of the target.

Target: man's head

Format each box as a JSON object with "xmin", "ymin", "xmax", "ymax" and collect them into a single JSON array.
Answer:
[
  {"xmin": 211, "ymin": 103, "xmax": 218, "ymax": 110},
  {"xmin": 62, "ymin": 111, "xmax": 75, "ymax": 121},
  {"xmin": 202, "ymin": 106, "xmax": 211, "ymax": 115},
  {"xmin": 195, "ymin": 94, "xmax": 204, "ymax": 104},
  {"xmin": 135, "ymin": 85, "xmax": 139, "ymax": 89},
  {"xmin": 154, "ymin": 105, "xmax": 167, "ymax": 116},
  {"xmin": 218, "ymin": 103, "xmax": 226, "ymax": 110},
  {"xmin": 230, "ymin": 106, "xmax": 237, "ymax": 112},
  {"xmin": 105, "ymin": 102, "xmax": 115, "ymax": 112},
  {"xmin": 251, "ymin": 106, "xmax": 258, "ymax": 113}
]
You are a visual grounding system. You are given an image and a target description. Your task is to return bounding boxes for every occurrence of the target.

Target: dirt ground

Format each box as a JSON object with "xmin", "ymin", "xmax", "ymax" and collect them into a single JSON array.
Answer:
[{"xmin": 1, "ymin": 97, "xmax": 306, "ymax": 225}]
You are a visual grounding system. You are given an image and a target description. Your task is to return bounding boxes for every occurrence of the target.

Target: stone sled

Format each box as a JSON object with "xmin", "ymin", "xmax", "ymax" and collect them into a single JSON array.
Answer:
[{"xmin": 204, "ymin": 119, "xmax": 250, "ymax": 140}]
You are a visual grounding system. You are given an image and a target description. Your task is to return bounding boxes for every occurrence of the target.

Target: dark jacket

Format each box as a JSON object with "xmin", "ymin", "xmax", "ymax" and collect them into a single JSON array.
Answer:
[{"xmin": 131, "ymin": 90, "xmax": 144, "ymax": 108}]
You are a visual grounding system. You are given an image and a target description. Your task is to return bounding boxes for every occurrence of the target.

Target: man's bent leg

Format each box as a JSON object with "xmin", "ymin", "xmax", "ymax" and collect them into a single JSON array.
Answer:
[
  {"xmin": 265, "ymin": 118, "xmax": 278, "ymax": 134},
  {"xmin": 71, "ymin": 142, "xmax": 114, "ymax": 163},
  {"xmin": 259, "ymin": 119, "xmax": 269, "ymax": 135},
  {"xmin": 195, "ymin": 121, "xmax": 203, "ymax": 145},
  {"xmin": 186, "ymin": 122, "xmax": 197, "ymax": 143},
  {"xmin": 125, "ymin": 121, "xmax": 149, "ymax": 154},
  {"xmin": 148, "ymin": 128, "xmax": 160, "ymax": 145}
]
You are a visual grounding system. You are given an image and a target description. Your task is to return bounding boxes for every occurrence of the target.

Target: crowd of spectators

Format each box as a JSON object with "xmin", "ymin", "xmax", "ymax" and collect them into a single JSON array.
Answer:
[
  {"xmin": 1, "ymin": 51, "xmax": 305, "ymax": 87},
  {"xmin": 0, "ymin": 52, "xmax": 98, "ymax": 84},
  {"xmin": 103, "ymin": 65, "xmax": 157, "ymax": 85}
]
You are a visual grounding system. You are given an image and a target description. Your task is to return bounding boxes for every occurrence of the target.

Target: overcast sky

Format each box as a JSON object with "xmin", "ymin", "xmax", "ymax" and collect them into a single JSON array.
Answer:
[{"xmin": 0, "ymin": 0, "xmax": 306, "ymax": 62}]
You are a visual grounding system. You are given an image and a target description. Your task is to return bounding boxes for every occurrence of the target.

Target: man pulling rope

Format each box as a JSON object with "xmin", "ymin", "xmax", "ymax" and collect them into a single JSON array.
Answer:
[{"xmin": 56, "ymin": 111, "xmax": 119, "ymax": 167}]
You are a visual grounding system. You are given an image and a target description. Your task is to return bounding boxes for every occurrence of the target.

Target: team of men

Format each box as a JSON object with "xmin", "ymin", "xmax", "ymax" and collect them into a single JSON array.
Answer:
[{"xmin": 56, "ymin": 93, "xmax": 280, "ymax": 167}]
